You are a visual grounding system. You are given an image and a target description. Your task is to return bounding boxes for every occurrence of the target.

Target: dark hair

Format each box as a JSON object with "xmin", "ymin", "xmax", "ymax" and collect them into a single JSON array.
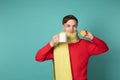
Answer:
[{"xmin": 62, "ymin": 15, "xmax": 78, "ymax": 24}]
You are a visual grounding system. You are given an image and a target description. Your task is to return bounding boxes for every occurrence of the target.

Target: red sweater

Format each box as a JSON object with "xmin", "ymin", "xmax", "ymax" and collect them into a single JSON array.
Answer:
[{"xmin": 35, "ymin": 36, "xmax": 109, "ymax": 80}]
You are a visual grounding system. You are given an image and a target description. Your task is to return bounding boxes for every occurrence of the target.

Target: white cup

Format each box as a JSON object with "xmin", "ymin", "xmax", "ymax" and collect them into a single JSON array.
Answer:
[{"xmin": 59, "ymin": 33, "xmax": 67, "ymax": 42}]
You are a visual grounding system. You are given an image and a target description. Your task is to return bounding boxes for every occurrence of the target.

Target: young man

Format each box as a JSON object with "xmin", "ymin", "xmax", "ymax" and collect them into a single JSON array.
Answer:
[{"xmin": 35, "ymin": 15, "xmax": 109, "ymax": 80}]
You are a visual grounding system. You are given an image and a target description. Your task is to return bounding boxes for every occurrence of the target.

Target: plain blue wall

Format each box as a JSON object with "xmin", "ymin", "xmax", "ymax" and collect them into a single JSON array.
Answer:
[{"xmin": 0, "ymin": 0, "xmax": 120, "ymax": 80}]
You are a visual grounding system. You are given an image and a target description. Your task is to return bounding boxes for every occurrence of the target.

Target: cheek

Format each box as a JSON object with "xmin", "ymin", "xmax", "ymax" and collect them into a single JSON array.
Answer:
[
  {"xmin": 65, "ymin": 28, "xmax": 69, "ymax": 32},
  {"xmin": 74, "ymin": 27, "xmax": 77, "ymax": 31},
  {"xmin": 63, "ymin": 27, "xmax": 69, "ymax": 31}
]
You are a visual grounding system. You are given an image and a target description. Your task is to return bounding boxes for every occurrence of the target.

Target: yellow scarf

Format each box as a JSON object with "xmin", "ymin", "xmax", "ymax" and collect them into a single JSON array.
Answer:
[{"xmin": 53, "ymin": 31, "xmax": 80, "ymax": 80}]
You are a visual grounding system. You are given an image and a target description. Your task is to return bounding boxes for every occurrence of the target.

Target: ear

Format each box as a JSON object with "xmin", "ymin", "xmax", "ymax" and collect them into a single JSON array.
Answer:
[{"xmin": 62, "ymin": 24, "xmax": 65, "ymax": 31}]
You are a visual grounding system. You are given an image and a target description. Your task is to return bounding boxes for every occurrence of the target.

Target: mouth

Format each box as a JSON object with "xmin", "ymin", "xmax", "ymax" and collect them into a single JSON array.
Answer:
[{"xmin": 67, "ymin": 31, "xmax": 75, "ymax": 34}]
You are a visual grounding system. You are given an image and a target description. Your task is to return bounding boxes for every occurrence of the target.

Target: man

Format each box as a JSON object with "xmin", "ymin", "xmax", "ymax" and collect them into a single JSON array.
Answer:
[{"xmin": 35, "ymin": 15, "xmax": 109, "ymax": 80}]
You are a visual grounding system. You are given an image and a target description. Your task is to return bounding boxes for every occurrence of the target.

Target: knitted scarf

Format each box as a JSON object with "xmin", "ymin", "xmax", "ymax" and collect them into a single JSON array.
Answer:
[{"xmin": 53, "ymin": 31, "xmax": 80, "ymax": 80}]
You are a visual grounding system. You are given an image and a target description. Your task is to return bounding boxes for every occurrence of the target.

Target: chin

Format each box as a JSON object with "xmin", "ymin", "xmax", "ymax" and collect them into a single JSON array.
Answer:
[{"xmin": 67, "ymin": 32, "xmax": 75, "ymax": 34}]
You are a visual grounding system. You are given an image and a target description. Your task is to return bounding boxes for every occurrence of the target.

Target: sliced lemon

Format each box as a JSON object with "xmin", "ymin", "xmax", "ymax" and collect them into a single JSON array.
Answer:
[{"xmin": 80, "ymin": 30, "xmax": 87, "ymax": 37}]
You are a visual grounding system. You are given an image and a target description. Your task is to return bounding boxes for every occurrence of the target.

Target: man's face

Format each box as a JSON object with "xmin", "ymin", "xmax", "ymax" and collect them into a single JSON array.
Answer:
[{"xmin": 62, "ymin": 19, "xmax": 77, "ymax": 34}]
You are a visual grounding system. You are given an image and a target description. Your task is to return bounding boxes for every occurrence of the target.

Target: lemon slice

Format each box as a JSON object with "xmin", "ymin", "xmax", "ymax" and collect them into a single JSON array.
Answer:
[{"xmin": 80, "ymin": 30, "xmax": 87, "ymax": 37}]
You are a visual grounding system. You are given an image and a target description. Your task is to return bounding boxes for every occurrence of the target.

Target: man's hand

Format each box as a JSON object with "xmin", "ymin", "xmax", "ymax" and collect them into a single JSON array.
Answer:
[
  {"xmin": 50, "ymin": 34, "xmax": 59, "ymax": 47},
  {"xmin": 80, "ymin": 30, "xmax": 94, "ymax": 40},
  {"xmin": 84, "ymin": 31, "xmax": 94, "ymax": 40}
]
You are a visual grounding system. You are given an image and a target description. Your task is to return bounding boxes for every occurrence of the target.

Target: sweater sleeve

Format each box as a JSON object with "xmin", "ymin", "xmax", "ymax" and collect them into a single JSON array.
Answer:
[
  {"xmin": 35, "ymin": 43, "xmax": 53, "ymax": 62},
  {"xmin": 87, "ymin": 36, "xmax": 109, "ymax": 56}
]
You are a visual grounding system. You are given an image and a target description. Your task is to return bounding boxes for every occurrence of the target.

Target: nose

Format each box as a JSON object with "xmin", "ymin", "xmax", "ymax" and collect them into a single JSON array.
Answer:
[{"xmin": 70, "ymin": 26, "xmax": 74, "ymax": 32}]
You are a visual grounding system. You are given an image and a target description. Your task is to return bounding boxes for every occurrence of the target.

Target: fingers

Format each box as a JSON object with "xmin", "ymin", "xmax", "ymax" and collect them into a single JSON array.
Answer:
[
  {"xmin": 87, "ymin": 31, "xmax": 94, "ymax": 40},
  {"xmin": 52, "ymin": 35, "xmax": 59, "ymax": 42},
  {"xmin": 50, "ymin": 34, "xmax": 59, "ymax": 47},
  {"xmin": 81, "ymin": 30, "xmax": 93, "ymax": 40}
]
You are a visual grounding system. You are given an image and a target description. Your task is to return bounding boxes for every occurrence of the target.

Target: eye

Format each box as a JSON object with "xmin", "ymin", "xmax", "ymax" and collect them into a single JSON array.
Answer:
[
  {"xmin": 73, "ymin": 25, "xmax": 77, "ymax": 28},
  {"xmin": 66, "ymin": 25, "xmax": 70, "ymax": 27}
]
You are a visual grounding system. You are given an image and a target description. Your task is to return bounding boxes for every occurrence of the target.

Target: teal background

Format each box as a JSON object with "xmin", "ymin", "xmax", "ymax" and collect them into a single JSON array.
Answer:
[{"xmin": 0, "ymin": 0, "xmax": 120, "ymax": 80}]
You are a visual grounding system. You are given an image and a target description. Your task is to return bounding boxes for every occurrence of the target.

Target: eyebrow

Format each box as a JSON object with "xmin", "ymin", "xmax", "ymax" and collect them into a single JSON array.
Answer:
[{"xmin": 66, "ymin": 24, "xmax": 77, "ymax": 25}]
